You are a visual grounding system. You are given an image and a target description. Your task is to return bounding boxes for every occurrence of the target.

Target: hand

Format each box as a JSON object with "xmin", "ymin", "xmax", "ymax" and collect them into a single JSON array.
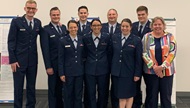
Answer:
[
  {"xmin": 58, "ymin": 22, "xmax": 62, "ymax": 26},
  {"xmin": 153, "ymin": 65, "xmax": 164, "ymax": 78},
  {"xmin": 11, "ymin": 62, "xmax": 20, "ymax": 72},
  {"xmin": 153, "ymin": 65, "xmax": 163, "ymax": 73},
  {"xmin": 134, "ymin": 76, "xmax": 140, "ymax": 82},
  {"xmin": 46, "ymin": 68, "xmax": 54, "ymax": 75},
  {"xmin": 60, "ymin": 75, "xmax": 66, "ymax": 82}
]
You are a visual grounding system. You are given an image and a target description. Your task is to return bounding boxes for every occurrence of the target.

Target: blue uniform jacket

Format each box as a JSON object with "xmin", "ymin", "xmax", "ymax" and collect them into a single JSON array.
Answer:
[
  {"xmin": 40, "ymin": 22, "xmax": 67, "ymax": 72},
  {"xmin": 111, "ymin": 33, "xmax": 142, "ymax": 77},
  {"xmin": 83, "ymin": 32, "xmax": 111, "ymax": 75},
  {"xmin": 131, "ymin": 20, "xmax": 151, "ymax": 39},
  {"xmin": 8, "ymin": 15, "xmax": 42, "ymax": 69},
  {"xmin": 77, "ymin": 21, "xmax": 91, "ymax": 36},
  {"xmin": 101, "ymin": 22, "xmax": 121, "ymax": 35},
  {"xmin": 58, "ymin": 35, "xmax": 84, "ymax": 76}
]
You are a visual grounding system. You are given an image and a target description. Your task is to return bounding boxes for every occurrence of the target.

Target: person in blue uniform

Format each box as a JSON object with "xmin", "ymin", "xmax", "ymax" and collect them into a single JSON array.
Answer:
[
  {"xmin": 7, "ymin": 0, "xmax": 42, "ymax": 108},
  {"xmin": 58, "ymin": 20, "xmax": 84, "ymax": 108},
  {"xmin": 77, "ymin": 6, "xmax": 91, "ymax": 36},
  {"xmin": 101, "ymin": 8, "xmax": 121, "ymax": 108},
  {"xmin": 40, "ymin": 7, "xmax": 67, "ymax": 108},
  {"xmin": 83, "ymin": 19, "xmax": 111, "ymax": 108},
  {"xmin": 111, "ymin": 18, "xmax": 142, "ymax": 108},
  {"xmin": 102, "ymin": 9, "xmax": 121, "ymax": 37},
  {"xmin": 77, "ymin": 5, "xmax": 91, "ymax": 108},
  {"xmin": 131, "ymin": 6, "xmax": 151, "ymax": 108}
]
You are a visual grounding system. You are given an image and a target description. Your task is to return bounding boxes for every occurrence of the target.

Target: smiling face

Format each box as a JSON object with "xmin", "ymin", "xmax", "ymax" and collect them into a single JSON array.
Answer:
[
  {"xmin": 151, "ymin": 18, "xmax": 165, "ymax": 34},
  {"xmin": 137, "ymin": 10, "xmax": 148, "ymax": 24},
  {"xmin": 91, "ymin": 20, "xmax": 102, "ymax": 35},
  {"xmin": 121, "ymin": 21, "xmax": 132, "ymax": 36},
  {"xmin": 68, "ymin": 22, "xmax": 78, "ymax": 36},
  {"xmin": 24, "ymin": 2, "xmax": 37, "ymax": 19},
  {"xmin": 50, "ymin": 10, "xmax": 60, "ymax": 25},
  {"xmin": 107, "ymin": 9, "xmax": 118, "ymax": 24},
  {"xmin": 78, "ymin": 8, "xmax": 89, "ymax": 22}
]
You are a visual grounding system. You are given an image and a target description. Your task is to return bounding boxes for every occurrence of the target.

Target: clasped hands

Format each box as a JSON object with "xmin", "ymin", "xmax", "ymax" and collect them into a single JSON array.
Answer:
[{"xmin": 153, "ymin": 65, "xmax": 164, "ymax": 78}]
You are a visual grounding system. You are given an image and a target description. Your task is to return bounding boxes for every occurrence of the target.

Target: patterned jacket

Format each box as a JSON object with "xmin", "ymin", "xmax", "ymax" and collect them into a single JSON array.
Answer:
[{"xmin": 142, "ymin": 32, "xmax": 177, "ymax": 76}]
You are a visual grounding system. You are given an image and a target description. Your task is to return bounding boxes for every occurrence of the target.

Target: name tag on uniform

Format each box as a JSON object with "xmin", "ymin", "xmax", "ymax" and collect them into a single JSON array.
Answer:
[
  {"xmin": 20, "ymin": 29, "xmax": 26, "ymax": 31},
  {"xmin": 50, "ymin": 35, "xmax": 55, "ymax": 38},
  {"xmin": 128, "ymin": 44, "xmax": 135, "ymax": 48},
  {"xmin": 80, "ymin": 44, "xmax": 84, "ymax": 46},
  {"xmin": 65, "ymin": 45, "xmax": 71, "ymax": 48}
]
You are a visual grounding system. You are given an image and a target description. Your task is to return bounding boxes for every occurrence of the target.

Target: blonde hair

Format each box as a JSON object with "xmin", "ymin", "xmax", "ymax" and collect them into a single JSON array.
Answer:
[
  {"xmin": 25, "ymin": 0, "xmax": 37, "ymax": 6},
  {"xmin": 150, "ymin": 16, "xmax": 166, "ymax": 30}
]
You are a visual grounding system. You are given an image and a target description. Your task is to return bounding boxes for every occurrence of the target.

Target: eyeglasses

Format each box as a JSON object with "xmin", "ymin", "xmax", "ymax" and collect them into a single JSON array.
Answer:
[
  {"xmin": 26, "ymin": 7, "xmax": 36, "ymax": 10},
  {"xmin": 91, "ymin": 25, "xmax": 101, "ymax": 27}
]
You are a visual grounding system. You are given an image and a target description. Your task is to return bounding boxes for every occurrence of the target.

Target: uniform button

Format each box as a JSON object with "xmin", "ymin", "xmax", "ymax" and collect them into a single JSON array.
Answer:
[
  {"xmin": 75, "ymin": 56, "xmax": 77, "ymax": 58},
  {"xmin": 120, "ymin": 55, "xmax": 122, "ymax": 57},
  {"xmin": 96, "ymin": 54, "xmax": 98, "ymax": 56},
  {"xmin": 29, "ymin": 46, "xmax": 31, "ymax": 48},
  {"xmin": 75, "ymin": 61, "xmax": 78, "ymax": 63},
  {"xmin": 119, "ymin": 60, "xmax": 121, "ymax": 62},
  {"xmin": 121, "ymin": 50, "xmax": 123, "ymax": 52},
  {"xmin": 96, "ymin": 59, "xmax": 98, "ymax": 61},
  {"xmin": 75, "ymin": 51, "xmax": 77, "ymax": 53},
  {"xmin": 96, "ymin": 49, "xmax": 98, "ymax": 51},
  {"xmin": 30, "ymin": 40, "xmax": 32, "ymax": 42}
]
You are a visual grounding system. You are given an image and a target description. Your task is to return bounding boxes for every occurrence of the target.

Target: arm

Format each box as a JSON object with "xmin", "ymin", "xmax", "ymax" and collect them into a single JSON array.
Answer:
[
  {"xmin": 134, "ymin": 39, "xmax": 143, "ymax": 78},
  {"xmin": 40, "ymin": 28, "xmax": 52, "ymax": 69},
  {"xmin": 58, "ymin": 38, "xmax": 65, "ymax": 77},
  {"xmin": 142, "ymin": 34, "xmax": 155, "ymax": 68},
  {"xmin": 8, "ymin": 19, "xmax": 17, "ymax": 64},
  {"xmin": 161, "ymin": 35, "xmax": 177, "ymax": 68},
  {"xmin": 7, "ymin": 19, "xmax": 20, "ymax": 72}
]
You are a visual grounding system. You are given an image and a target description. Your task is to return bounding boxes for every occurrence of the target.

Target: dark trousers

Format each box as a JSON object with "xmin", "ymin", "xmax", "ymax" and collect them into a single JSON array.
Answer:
[
  {"xmin": 144, "ymin": 74, "xmax": 173, "ymax": 108},
  {"xmin": 111, "ymin": 75, "xmax": 119, "ymax": 108},
  {"xmin": 63, "ymin": 75, "xmax": 83, "ymax": 108},
  {"xmin": 83, "ymin": 75, "xmax": 88, "ymax": 108},
  {"xmin": 48, "ymin": 71, "xmax": 63, "ymax": 108},
  {"xmin": 132, "ymin": 77, "xmax": 142, "ymax": 108},
  {"xmin": 13, "ymin": 65, "xmax": 37, "ymax": 108},
  {"xmin": 85, "ymin": 74, "xmax": 109, "ymax": 108}
]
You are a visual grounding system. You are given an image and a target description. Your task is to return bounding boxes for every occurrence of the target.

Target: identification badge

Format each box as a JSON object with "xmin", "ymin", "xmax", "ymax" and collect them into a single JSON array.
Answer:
[{"xmin": 65, "ymin": 45, "xmax": 71, "ymax": 48}]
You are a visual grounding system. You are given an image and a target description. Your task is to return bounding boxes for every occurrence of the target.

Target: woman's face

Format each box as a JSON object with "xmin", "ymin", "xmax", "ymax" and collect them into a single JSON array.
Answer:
[
  {"xmin": 68, "ymin": 22, "xmax": 78, "ymax": 36},
  {"xmin": 91, "ymin": 20, "xmax": 102, "ymax": 35},
  {"xmin": 121, "ymin": 21, "xmax": 131, "ymax": 35},
  {"xmin": 152, "ymin": 19, "xmax": 165, "ymax": 34}
]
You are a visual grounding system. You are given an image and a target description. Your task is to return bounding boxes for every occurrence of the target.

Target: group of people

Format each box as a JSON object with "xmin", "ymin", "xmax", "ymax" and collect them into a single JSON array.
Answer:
[{"xmin": 7, "ymin": 0, "xmax": 177, "ymax": 108}]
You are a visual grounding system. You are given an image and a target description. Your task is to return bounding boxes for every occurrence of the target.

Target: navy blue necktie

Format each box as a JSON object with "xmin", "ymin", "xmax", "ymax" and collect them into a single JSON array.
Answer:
[
  {"xmin": 138, "ymin": 25, "xmax": 143, "ymax": 38},
  {"xmin": 82, "ymin": 25, "xmax": 86, "ymax": 32},
  {"xmin": 110, "ymin": 26, "xmax": 114, "ymax": 36},
  {"xmin": 94, "ymin": 37, "xmax": 100, "ymax": 41},
  {"xmin": 57, "ymin": 25, "xmax": 62, "ymax": 34},
  {"xmin": 29, "ymin": 21, "xmax": 32, "ymax": 31}
]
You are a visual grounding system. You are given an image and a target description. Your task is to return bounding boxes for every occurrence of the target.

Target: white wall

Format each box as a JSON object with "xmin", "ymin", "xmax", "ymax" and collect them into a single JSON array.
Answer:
[{"xmin": 0, "ymin": 0, "xmax": 189, "ymax": 91}]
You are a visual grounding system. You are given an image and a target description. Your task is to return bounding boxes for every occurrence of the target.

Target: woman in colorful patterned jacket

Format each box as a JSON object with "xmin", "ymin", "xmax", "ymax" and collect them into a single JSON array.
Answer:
[{"xmin": 142, "ymin": 16, "xmax": 177, "ymax": 108}]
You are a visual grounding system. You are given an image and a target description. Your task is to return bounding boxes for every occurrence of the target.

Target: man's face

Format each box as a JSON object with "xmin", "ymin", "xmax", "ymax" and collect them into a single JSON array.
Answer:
[
  {"xmin": 78, "ymin": 8, "xmax": 89, "ymax": 22},
  {"xmin": 107, "ymin": 10, "xmax": 118, "ymax": 23},
  {"xmin": 24, "ymin": 3, "xmax": 37, "ymax": 18},
  {"xmin": 137, "ymin": 10, "xmax": 148, "ymax": 24},
  {"xmin": 50, "ymin": 10, "xmax": 60, "ymax": 24}
]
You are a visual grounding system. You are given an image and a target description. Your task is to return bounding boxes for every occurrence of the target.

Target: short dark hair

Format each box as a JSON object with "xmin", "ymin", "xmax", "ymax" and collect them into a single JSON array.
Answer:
[
  {"xmin": 78, "ymin": 6, "xmax": 88, "ymax": 12},
  {"xmin": 67, "ymin": 20, "xmax": 78, "ymax": 28},
  {"xmin": 121, "ymin": 18, "xmax": 133, "ymax": 27},
  {"xmin": 50, "ymin": 7, "xmax": 60, "ymax": 15},
  {"xmin": 90, "ymin": 19, "xmax": 102, "ymax": 26},
  {"xmin": 136, "ymin": 6, "xmax": 148, "ymax": 13}
]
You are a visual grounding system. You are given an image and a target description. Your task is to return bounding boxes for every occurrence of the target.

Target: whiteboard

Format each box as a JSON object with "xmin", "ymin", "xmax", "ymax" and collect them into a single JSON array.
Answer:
[{"xmin": 0, "ymin": 16, "xmax": 16, "ymax": 103}]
